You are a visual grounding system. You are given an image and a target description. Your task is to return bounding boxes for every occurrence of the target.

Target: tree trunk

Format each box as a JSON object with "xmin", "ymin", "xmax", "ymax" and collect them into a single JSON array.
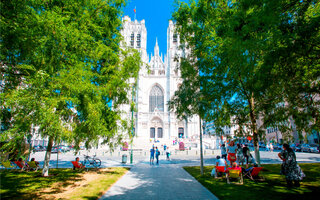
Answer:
[
  {"xmin": 289, "ymin": 116, "xmax": 299, "ymax": 144},
  {"xmin": 199, "ymin": 115, "xmax": 204, "ymax": 175},
  {"xmin": 42, "ymin": 135, "xmax": 54, "ymax": 177},
  {"xmin": 248, "ymin": 97, "xmax": 261, "ymax": 166}
]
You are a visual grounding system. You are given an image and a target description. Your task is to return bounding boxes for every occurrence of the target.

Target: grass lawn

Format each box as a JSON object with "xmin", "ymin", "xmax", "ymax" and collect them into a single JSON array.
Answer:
[
  {"xmin": 0, "ymin": 167, "xmax": 129, "ymax": 200},
  {"xmin": 184, "ymin": 163, "xmax": 320, "ymax": 200}
]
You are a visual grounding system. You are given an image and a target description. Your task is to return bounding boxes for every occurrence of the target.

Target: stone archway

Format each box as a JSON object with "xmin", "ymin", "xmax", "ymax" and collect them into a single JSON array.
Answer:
[{"xmin": 150, "ymin": 117, "xmax": 163, "ymax": 139}]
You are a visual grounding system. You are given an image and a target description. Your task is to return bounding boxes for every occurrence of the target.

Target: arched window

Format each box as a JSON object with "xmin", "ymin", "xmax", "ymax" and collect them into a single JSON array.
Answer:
[
  {"xmin": 150, "ymin": 128, "xmax": 155, "ymax": 138},
  {"xmin": 157, "ymin": 128, "xmax": 163, "ymax": 138},
  {"xmin": 149, "ymin": 85, "xmax": 164, "ymax": 112},
  {"xmin": 130, "ymin": 33, "xmax": 134, "ymax": 47}
]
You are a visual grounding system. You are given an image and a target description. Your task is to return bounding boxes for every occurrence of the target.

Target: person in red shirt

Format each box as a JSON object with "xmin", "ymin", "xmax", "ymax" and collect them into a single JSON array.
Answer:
[{"xmin": 228, "ymin": 162, "xmax": 241, "ymax": 171}]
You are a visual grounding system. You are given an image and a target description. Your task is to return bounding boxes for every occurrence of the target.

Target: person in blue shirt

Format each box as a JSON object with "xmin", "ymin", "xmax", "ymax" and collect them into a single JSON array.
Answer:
[
  {"xmin": 155, "ymin": 147, "xmax": 160, "ymax": 165},
  {"xmin": 150, "ymin": 147, "xmax": 155, "ymax": 165}
]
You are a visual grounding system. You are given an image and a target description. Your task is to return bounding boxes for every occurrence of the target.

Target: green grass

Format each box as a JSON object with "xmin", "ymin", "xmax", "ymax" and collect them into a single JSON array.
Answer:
[
  {"xmin": 184, "ymin": 163, "xmax": 320, "ymax": 200},
  {"xmin": 0, "ymin": 167, "xmax": 129, "ymax": 200}
]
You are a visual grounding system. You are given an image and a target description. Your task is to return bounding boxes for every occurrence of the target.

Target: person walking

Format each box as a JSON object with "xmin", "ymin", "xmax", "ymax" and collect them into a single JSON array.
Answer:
[
  {"xmin": 227, "ymin": 140, "xmax": 237, "ymax": 166},
  {"xmin": 220, "ymin": 144, "xmax": 227, "ymax": 160},
  {"xmin": 243, "ymin": 144, "xmax": 250, "ymax": 168},
  {"xmin": 278, "ymin": 143, "xmax": 305, "ymax": 187},
  {"xmin": 236, "ymin": 143, "xmax": 244, "ymax": 166},
  {"xmin": 155, "ymin": 147, "xmax": 160, "ymax": 165},
  {"xmin": 166, "ymin": 147, "xmax": 171, "ymax": 160},
  {"xmin": 150, "ymin": 147, "xmax": 155, "ymax": 165},
  {"xmin": 270, "ymin": 143, "xmax": 274, "ymax": 152}
]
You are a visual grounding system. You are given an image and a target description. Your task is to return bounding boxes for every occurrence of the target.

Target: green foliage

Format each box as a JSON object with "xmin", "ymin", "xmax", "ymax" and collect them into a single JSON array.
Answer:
[
  {"xmin": 0, "ymin": 0, "xmax": 141, "ymax": 155},
  {"xmin": 171, "ymin": 0, "xmax": 319, "ymax": 144}
]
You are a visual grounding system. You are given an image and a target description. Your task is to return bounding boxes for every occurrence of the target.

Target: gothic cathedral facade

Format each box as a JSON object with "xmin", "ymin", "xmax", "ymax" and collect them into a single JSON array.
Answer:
[{"xmin": 120, "ymin": 16, "xmax": 200, "ymax": 141}]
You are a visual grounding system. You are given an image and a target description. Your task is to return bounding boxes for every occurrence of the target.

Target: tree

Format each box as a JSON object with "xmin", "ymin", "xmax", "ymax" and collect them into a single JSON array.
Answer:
[
  {"xmin": 0, "ymin": 0, "xmax": 141, "ymax": 176},
  {"xmin": 261, "ymin": 0, "xmax": 320, "ymax": 144},
  {"xmin": 169, "ymin": 44, "xmax": 207, "ymax": 174},
  {"xmin": 172, "ymin": 0, "xmax": 320, "ymax": 165},
  {"xmin": 172, "ymin": 0, "xmax": 268, "ymax": 165}
]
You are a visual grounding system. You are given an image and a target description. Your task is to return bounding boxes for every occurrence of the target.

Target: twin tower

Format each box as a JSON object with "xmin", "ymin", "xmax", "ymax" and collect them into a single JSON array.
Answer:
[{"xmin": 120, "ymin": 16, "xmax": 200, "ymax": 141}]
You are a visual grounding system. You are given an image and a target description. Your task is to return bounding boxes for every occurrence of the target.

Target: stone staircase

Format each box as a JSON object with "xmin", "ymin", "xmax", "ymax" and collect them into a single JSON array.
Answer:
[{"xmin": 132, "ymin": 137, "xmax": 175, "ymax": 151}]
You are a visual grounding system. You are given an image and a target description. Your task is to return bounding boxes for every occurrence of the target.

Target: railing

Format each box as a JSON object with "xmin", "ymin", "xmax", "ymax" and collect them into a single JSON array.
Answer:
[{"xmin": 73, "ymin": 148, "xmax": 220, "ymax": 157}]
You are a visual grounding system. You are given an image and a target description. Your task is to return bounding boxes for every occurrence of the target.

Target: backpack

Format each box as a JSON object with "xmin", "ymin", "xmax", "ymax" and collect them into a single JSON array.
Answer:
[{"xmin": 243, "ymin": 147, "xmax": 250, "ymax": 157}]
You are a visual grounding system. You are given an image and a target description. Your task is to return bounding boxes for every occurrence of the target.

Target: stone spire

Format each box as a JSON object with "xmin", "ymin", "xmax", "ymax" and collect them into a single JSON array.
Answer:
[{"xmin": 154, "ymin": 37, "xmax": 159, "ymax": 57}]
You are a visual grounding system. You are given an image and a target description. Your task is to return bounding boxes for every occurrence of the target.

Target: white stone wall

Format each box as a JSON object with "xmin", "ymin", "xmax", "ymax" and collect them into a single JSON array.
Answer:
[{"xmin": 120, "ymin": 16, "xmax": 200, "ymax": 141}]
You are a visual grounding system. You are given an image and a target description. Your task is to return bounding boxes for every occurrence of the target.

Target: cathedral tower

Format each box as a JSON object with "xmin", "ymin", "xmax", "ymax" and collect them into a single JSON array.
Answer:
[{"xmin": 120, "ymin": 16, "xmax": 200, "ymax": 143}]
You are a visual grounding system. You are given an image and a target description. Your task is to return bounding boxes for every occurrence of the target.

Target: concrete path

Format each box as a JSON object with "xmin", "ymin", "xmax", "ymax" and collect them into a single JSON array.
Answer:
[{"xmin": 99, "ymin": 160, "xmax": 219, "ymax": 200}]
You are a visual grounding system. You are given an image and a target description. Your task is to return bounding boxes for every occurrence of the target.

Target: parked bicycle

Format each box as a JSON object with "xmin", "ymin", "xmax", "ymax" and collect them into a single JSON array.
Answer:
[{"xmin": 82, "ymin": 155, "xmax": 101, "ymax": 168}]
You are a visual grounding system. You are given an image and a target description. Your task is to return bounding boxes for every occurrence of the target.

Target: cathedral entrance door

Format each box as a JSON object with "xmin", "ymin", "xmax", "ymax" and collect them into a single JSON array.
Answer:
[
  {"xmin": 178, "ymin": 127, "xmax": 184, "ymax": 138},
  {"xmin": 150, "ymin": 128, "xmax": 155, "ymax": 138},
  {"xmin": 157, "ymin": 128, "xmax": 163, "ymax": 138},
  {"xmin": 150, "ymin": 117, "xmax": 163, "ymax": 139}
]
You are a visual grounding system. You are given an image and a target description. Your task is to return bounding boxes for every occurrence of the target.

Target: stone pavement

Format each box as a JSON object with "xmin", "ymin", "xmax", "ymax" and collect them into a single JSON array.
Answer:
[{"xmin": 99, "ymin": 160, "xmax": 219, "ymax": 200}]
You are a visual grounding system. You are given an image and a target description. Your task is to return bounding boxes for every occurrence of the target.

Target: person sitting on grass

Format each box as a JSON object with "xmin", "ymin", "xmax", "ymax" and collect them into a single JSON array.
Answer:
[
  {"xmin": 227, "ymin": 162, "xmax": 241, "ymax": 171},
  {"xmin": 28, "ymin": 158, "xmax": 40, "ymax": 171},
  {"xmin": 16, "ymin": 158, "xmax": 27, "ymax": 170},
  {"xmin": 73, "ymin": 157, "xmax": 85, "ymax": 170},
  {"xmin": 211, "ymin": 156, "xmax": 228, "ymax": 176},
  {"xmin": 242, "ymin": 163, "xmax": 259, "ymax": 174},
  {"xmin": 30, "ymin": 158, "xmax": 39, "ymax": 166}
]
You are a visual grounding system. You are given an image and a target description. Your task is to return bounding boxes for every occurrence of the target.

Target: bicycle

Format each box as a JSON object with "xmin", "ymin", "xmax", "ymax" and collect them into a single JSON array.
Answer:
[{"xmin": 82, "ymin": 155, "xmax": 101, "ymax": 168}]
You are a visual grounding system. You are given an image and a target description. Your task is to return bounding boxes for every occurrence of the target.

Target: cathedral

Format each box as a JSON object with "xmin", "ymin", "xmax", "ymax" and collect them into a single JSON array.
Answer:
[{"xmin": 120, "ymin": 16, "xmax": 200, "ymax": 142}]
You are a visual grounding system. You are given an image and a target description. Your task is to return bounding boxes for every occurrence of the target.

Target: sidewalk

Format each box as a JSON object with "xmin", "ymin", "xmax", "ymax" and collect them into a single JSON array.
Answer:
[{"xmin": 99, "ymin": 160, "xmax": 219, "ymax": 200}]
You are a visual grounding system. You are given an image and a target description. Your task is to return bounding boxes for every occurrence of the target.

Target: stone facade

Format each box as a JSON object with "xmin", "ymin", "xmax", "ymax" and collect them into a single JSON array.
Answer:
[{"xmin": 120, "ymin": 16, "xmax": 200, "ymax": 140}]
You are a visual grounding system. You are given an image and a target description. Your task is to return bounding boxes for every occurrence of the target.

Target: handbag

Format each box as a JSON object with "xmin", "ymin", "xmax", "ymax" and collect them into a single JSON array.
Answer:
[{"xmin": 229, "ymin": 153, "xmax": 236, "ymax": 160}]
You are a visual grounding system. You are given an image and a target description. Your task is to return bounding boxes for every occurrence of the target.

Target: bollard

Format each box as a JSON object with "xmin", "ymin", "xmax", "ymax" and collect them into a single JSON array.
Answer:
[
  {"xmin": 122, "ymin": 154, "xmax": 127, "ymax": 164},
  {"xmin": 186, "ymin": 150, "xmax": 188, "ymax": 155}
]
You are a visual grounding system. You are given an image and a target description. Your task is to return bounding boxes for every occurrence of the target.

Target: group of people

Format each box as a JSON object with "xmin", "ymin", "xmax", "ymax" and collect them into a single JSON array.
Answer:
[
  {"xmin": 11, "ymin": 157, "xmax": 40, "ymax": 170},
  {"xmin": 220, "ymin": 141, "xmax": 256, "ymax": 168},
  {"xmin": 150, "ymin": 144, "xmax": 171, "ymax": 165},
  {"xmin": 217, "ymin": 140, "xmax": 305, "ymax": 187},
  {"xmin": 266, "ymin": 143, "xmax": 274, "ymax": 152}
]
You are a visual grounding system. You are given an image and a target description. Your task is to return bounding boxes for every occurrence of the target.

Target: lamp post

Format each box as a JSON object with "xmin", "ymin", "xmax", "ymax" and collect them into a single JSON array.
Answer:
[
  {"xmin": 27, "ymin": 134, "xmax": 32, "ymax": 161},
  {"xmin": 130, "ymin": 85, "xmax": 134, "ymax": 164},
  {"xmin": 199, "ymin": 115, "xmax": 204, "ymax": 175}
]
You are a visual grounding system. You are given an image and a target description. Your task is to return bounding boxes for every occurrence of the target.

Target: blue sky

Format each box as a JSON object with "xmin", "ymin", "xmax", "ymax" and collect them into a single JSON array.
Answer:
[{"xmin": 123, "ymin": 0, "xmax": 176, "ymax": 57}]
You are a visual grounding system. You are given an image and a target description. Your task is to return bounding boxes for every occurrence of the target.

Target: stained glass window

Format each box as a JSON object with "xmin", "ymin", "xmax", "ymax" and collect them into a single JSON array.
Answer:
[{"xmin": 149, "ymin": 85, "xmax": 164, "ymax": 112}]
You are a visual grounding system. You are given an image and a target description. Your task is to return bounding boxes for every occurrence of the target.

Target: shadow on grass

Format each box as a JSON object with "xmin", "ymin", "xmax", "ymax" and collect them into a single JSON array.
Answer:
[
  {"xmin": 83, "ymin": 196, "xmax": 100, "ymax": 200},
  {"xmin": 0, "ymin": 168, "xmax": 84, "ymax": 200},
  {"xmin": 183, "ymin": 163, "xmax": 320, "ymax": 200}
]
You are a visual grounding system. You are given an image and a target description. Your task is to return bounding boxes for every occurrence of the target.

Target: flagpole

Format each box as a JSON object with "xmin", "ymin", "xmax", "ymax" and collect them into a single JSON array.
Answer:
[{"xmin": 134, "ymin": 6, "xmax": 136, "ymax": 21}]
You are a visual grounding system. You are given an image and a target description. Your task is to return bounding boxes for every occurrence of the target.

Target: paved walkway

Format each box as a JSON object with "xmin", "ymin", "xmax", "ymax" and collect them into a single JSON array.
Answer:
[{"xmin": 99, "ymin": 160, "xmax": 219, "ymax": 200}]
